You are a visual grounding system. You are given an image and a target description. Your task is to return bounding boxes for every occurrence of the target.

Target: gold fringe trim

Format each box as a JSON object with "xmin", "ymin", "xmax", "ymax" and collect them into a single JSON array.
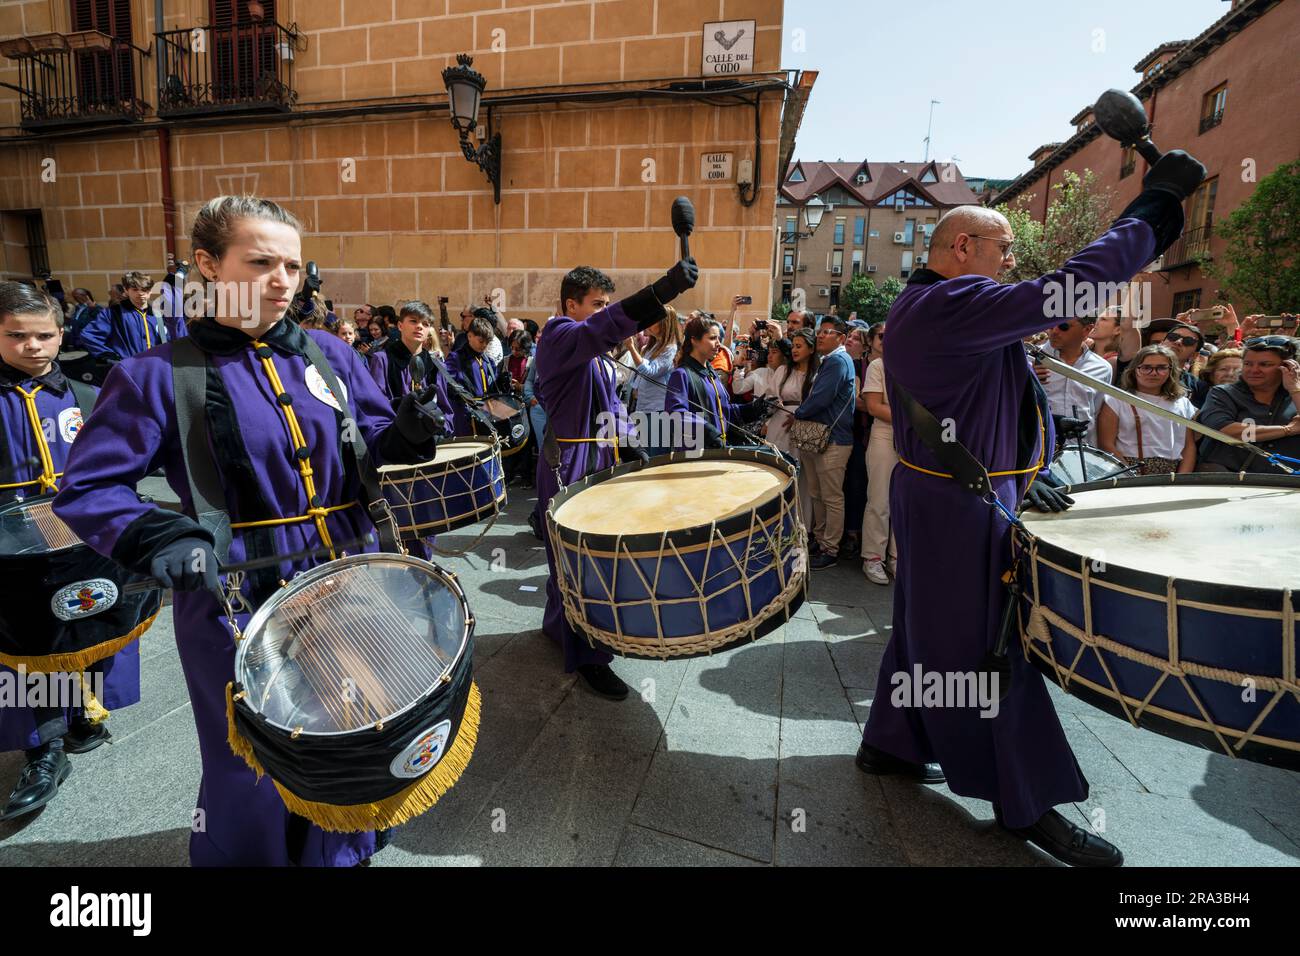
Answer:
[
  {"xmin": 0, "ymin": 609, "xmax": 159, "ymax": 675},
  {"xmin": 77, "ymin": 672, "xmax": 110, "ymax": 724},
  {"xmin": 226, "ymin": 681, "xmax": 482, "ymax": 833}
]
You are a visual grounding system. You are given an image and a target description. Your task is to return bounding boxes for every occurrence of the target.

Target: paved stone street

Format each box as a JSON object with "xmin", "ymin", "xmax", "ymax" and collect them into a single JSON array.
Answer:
[{"xmin": 3, "ymin": 485, "xmax": 1298, "ymax": 867}]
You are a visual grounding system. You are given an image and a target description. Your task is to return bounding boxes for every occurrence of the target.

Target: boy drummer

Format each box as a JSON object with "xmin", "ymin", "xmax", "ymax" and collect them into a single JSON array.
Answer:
[{"xmin": 0, "ymin": 281, "xmax": 141, "ymax": 821}]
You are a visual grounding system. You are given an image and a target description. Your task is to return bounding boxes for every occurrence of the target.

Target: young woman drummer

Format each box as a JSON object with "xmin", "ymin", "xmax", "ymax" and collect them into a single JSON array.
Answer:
[
  {"xmin": 0, "ymin": 282, "xmax": 141, "ymax": 821},
  {"xmin": 664, "ymin": 314, "xmax": 767, "ymax": 452},
  {"xmin": 54, "ymin": 196, "xmax": 446, "ymax": 866}
]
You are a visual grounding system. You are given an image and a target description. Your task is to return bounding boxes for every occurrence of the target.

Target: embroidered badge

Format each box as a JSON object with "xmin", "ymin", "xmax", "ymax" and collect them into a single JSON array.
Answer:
[
  {"xmin": 389, "ymin": 720, "xmax": 452, "ymax": 779},
  {"xmin": 305, "ymin": 366, "xmax": 348, "ymax": 411},
  {"xmin": 51, "ymin": 579, "xmax": 119, "ymax": 622},
  {"xmin": 58, "ymin": 407, "xmax": 84, "ymax": 443}
]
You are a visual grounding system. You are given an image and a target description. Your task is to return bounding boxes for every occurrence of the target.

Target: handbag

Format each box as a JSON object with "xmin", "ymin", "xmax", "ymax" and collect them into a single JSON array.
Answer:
[{"xmin": 790, "ymin": 365, "xmax": 855, "ymax": 454}]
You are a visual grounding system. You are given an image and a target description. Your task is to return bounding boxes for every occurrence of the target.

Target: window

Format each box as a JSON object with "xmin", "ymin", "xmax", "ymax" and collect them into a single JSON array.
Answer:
[
  {"xmin": 920, "ymin": 166, "xmax": 937, "ymax": 183},
  {"xmin": 784, "ymin": 216, "xmax": 796, "ymax": 241},
  {"xmin": 1200, "ymin": 84, "xmax": 1227, "ymax": 133},
  {"xmin": 781, "ymin": 282, "xmax": 792, "ymax": 303},
  {"xmin": 1186, "ymin": 177, "xmax": 1217, "ymax": 259},
  {"xmin": 23, "ymin": 212, "xmax": 50, "ymax": 277},
  {"xmin": 1172, "ymin": 290, "xmax": 1202, "ymax": 314},
  {"xmin": 1120, "ymin": 146, "xmax": 1136, "ymax": 179},
  {"xmin": 903, "ymin": 219, "xmax": 915, "ymax": 245},
  {"xmin": 833, "ymin": 218, "xmax": 845, "ymax": 245},
  {"xmin": 877, "ymin": 188, "xmax": 931, "ymax": 208},
  {"xmin": 782, "ymin": 251, "xmax": 794, "ymax": 275},
  {"xmin": 829, "ymin": 283, "xmax": 841, "ymax": 307},
  {"xmin": 853, "ymin": 217, "xmax": 865, "ymax": 244},
  {"xmin": 788, "ymin": 166, "xmax": 805, "ymax": 183},
  {"xmin": 851, "ymin": 249, "xmax": 863, "ymax": 275},
  {"xmin": 832, "ymin": 249, "xmax": 843, "ymax": 275},
  {"xmin": 901, "ymin": 251, "xmax": 913, "ymax": 277},
  {"xmin": 70, "ymin": 0, "xmax": 135, "ymax": 106},
  {"xmin": 868, "ymin": 229, "xmax": 879, "ymax": 239}
]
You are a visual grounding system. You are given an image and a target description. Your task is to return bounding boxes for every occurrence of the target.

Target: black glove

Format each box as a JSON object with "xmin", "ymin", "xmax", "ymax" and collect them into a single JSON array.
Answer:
[
  {"xmin": 650, "ymin": 258, "xmax": 699, "ymax": 305},
  {"xmin": 149, "ymin": 537, "xmax": 220, "ymax": 592},
  {"xmin": 1142, "ymin": 149, "xmax": 1206, "ymax": 202},
  {"xmin": 1024, "ymin": 480, "xmax": 1074, "ymax": 514},
  {"xmin": 395, "ymin": 385, "xmax": 446, "ymax": 445}
]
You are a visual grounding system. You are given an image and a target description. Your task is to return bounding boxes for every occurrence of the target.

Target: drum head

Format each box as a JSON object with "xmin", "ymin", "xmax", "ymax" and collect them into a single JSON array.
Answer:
[
  {"xmin": 235, "ymin": 554, "xmax": 469, "ymax": 735},
  {"xmin": 1021, "ymin": 481, "xmax": 1300, "ymax": 590},
  {"xmin": 1047, "ymin": 444, "xmax": 1126, "ymax": 486},
  {"xmin": 377, "ymin": 439, "xmax": 492, "ymax": 474},
  {"xmin": 552, "ymin": 458, "xmax": 792, "ymax": 535}
]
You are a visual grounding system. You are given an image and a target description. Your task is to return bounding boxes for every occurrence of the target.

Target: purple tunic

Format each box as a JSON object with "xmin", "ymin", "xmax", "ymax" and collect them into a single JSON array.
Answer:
[
  {"xmin": 78, "ymin": 303, "xmax": 166, "ymax": 361},
  {"xmin": 443, "ymin": 346, "xmax": 496, "ymax": 437},
  {"xmin": 533, "ymin": 305, "xmax": 641, "ymax": 671},
  {"xmin": 863, "ymin": 217, "xmax": 1159, "ymax": 828},
  {"xmin": 54, "ymin": 329, "xmax": 400, "ymax": 866},
  {"xmin": 665, "ymin": 360, "xmax": 740, "ymax": 450},
  {"xmin": 0, "ymin": 363, "xmax": 141, "ymax": 751}
]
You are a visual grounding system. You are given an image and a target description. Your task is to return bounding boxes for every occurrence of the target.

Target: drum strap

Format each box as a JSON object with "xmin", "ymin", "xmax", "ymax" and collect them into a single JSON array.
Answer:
[
  {"xmin": 892, "ymin": 380, "xmax": 995, "ymax": 497},
  {"xmin": 171, "ymin": 338, "xmax": 234, "ymax": 563},
  {"xmin": 426, "ymin": 352, "xmax": 496, "ymax": 433},
  {"xmin": 1130, "ymin": 404, "xmax": 1145, "ymax": 460},
  {"xmin": 67, "ymin": 379, "xmax": 97, "ymax": 418}
]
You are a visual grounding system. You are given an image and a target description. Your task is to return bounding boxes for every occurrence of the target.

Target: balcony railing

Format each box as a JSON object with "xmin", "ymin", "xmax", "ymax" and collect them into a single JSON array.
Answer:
[
  {"xmin": 1199, "ymin": 109, "xmax": 1224, "ymax": 134},
  {"xmin": 1156, "ymin": 224, "xmax": 1212, "ymax": 270},
  {"xmin": 0, "ymin": 31, "xmax": 149, "ymax": 129},
  {"xmin": 1119, "ymin": 158, "xmax": 1136, "ymax": 179},
  {"xmin": 155, "ymin": 21, "xmax": 299, "ymax": 117}
]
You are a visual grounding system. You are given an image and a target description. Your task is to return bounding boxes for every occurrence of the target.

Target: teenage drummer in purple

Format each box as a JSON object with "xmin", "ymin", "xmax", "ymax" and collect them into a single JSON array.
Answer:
[
  {"xmin": 53, "ymin": 196, "xmax": 444, "ymax": 866},
  {"xmin": 858, "ymin": 149, "xmax": 1206, "ymax": 867},
  {"xmin": 78, "ymin": 270, "xmax": 167, "ymax": 362},
  {"xmin": 534, "ymin": 262, "xmax": 697, "ymax": 699},
  {"xmin": 443, "ymin": 313, "xmax": 499, "ymax": 437},
  {"xmin": 0, "ymin": 282, "xmax": 141, "ymax": 821}
]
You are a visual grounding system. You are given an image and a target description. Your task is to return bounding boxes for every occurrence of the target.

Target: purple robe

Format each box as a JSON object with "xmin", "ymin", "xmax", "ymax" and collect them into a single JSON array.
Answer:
[
  {"xmin": 533, "ymin": 305, "xmax": 642, "ymax": 671},
  {"xmin": 665, "ymin": 359, "xmax": 741, "ymax": 450},
  {"xmin": 443, "ymin": 346, "xmax": 496, "ymax": 437},
  {"xmin": 0, "ymin": 362, "xmax": 141, "ymax": 751},
  {"xmin": 863, "ymin": 217, "xmax": 1159, "ymax": 828},
  {"xmin": 54, "ymin": 329, "xmax": 404, "ymax": 866},
  {"xmin": 78, "ymin": 303, "xmax": 166, "ymax": 361}
]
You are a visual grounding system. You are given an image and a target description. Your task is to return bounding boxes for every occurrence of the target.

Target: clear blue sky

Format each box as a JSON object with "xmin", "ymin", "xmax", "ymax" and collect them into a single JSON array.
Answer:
[{"xmin": 782, "ymin": 0, "xmax": 1228, "ymax": 178}]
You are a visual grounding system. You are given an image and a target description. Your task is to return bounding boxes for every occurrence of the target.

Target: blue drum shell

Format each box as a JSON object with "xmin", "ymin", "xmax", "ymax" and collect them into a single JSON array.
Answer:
[{"xmin": 381, "ymin": 450, "xmax": 505, "ymax": 536}]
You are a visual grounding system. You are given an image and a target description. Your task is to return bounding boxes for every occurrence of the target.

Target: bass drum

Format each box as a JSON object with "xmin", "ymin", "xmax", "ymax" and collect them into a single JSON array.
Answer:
[{"xmin": 1047, "ymin": 443, "xmax": 1126, "ymax": 486}]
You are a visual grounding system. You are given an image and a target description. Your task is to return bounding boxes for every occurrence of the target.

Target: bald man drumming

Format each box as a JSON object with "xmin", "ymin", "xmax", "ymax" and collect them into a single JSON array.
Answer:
[{"xmin": 856, "ymin": 150, "xmax": 1206, "ymax": 866}]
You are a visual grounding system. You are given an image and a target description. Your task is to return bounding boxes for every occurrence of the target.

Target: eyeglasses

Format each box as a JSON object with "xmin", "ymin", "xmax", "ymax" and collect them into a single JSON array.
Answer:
[
  {"xmin": 960, "ymin": 234, "xmax": 1015, "ymax": 260},
  {"xmin": 1135, "ymin": 365, "xmax": 1172, "ymax": 374},
  {"xmin": 1161, "ymin": 333, "xmax": 1200, "ymax": 347}
]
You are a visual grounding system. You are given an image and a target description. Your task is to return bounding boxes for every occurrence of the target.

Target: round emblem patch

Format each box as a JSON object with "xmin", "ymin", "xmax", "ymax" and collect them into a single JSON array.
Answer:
[
  {"xmin": 305, "ymin": 366, "xmax": 348, "ymax": 411},
  {"xmin": 58, "ymin": 407, "xmax": 84, "ymax": 443},
  {"xmin": 51, "ymin": 579, "xmax": 119, "ymax": 622},
  {"xmin": 389, "ymin": 720, "xmax": 452, "ymax": 779}
]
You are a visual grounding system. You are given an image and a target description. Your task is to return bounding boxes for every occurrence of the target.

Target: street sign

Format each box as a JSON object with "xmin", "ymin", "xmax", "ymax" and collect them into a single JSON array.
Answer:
[
  {"xmin": 701, "ymin": 152, "xmax": 734, "ymax": 182},
  {"xmin": 702, "ymin": 20, "xmax": 755, "ymax": 77}
]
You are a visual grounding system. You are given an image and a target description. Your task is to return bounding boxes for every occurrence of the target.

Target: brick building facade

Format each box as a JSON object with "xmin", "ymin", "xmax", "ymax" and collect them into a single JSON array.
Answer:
[
  {"xmin": 0, "ymin": 0, "xmax": 796, "ymax": 324},
  {"xmin": 993, "ymin": 0, "xmax": 1300, "ymax": 318}
]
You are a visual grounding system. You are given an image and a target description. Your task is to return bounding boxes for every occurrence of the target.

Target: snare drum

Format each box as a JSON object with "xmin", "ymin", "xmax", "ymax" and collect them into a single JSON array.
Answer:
[
  {"xmin": 378, "ymin": 439, "xmax": 506, "ymax": 536},
  {"xmin": 1015, "ymin": 473, "xmax": 1300, "ymax": 769},
  {"xmin": 547, "ymin": 447, "xmax": 807, "ymax": 659},
  {"xmin": 228, "ymin": 553, "xmax": 479, "ymax": 832},
  {"xmin": 0, "ymin": 495, "xmax": 162, "ymax": 672},
  {"xmin": 1046, "ymin": 443, "xmax": 1126, "ymax": 486},
  {"xmin": 482, "ymin": 395, "xmax": 530, "ymax": 452}
]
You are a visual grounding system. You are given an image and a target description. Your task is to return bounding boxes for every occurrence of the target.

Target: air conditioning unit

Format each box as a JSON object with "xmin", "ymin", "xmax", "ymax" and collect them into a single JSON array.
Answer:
[
  {"xmin": 893, "ymin": 232, "xmax": 906, "ymax": 243},
  {"xmin": 895, "ymin": 202, "xmax": 905, "ymax": 213},
  {"xmin": 817, "ymin": 287, "xmax": 830, "ymax": 297},
  {"xmin": 855, "ymin": 174, "xmax": 867, "ymax": 185},
  {"xmin": 916, "ymin": 254, "xmax": 927, "ymax": 265},
  {"xmin": 798, "ymin": 264, "xmax": 808, "ymax": 271},
  {"xmin": 831, "ymin": 267, "xmax": 842, "ymax": 275},
  {"xmin": 867, "ymin": 264, "xmax": 878, "ymax": 273}
]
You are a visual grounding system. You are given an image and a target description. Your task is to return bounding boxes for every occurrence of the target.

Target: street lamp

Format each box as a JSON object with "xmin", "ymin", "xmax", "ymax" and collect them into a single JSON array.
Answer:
[
  {"xmin": 441, "ymin": 53, "xmax": 502, "ymax": 204},
  {"xmin": 780, "ymin": 196, "xmax": 826, "ymax": 300}
]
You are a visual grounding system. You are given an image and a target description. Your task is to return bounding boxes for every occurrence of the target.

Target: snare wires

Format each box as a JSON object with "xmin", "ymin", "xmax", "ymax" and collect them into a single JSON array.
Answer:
[{"xmin": 247, "ymin": 565, "xmax": 449, "ymax": 732}]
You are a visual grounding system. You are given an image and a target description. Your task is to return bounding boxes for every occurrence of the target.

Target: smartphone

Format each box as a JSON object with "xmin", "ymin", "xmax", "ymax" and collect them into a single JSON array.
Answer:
[
  {"xmin": 1259, "ymin": 315, "xmax": 1298, "ymax": 329},
  {"xmin": 737, "ymin": 295, "xmax": 753, "ymax": 305}
]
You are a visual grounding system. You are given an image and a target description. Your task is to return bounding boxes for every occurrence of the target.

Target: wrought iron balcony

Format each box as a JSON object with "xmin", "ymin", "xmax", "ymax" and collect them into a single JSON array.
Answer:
[
  {"xmin": 1155, "ymin": 224, "xmax": 1212, "ymax": 271},
  {"xmin": 155, "ymin": 21, "xmax": 300, "ymax": 117},
  {"xmin": 0, "ymin": 31, "xmax": 149, "ymax": 129},
  {"xmin": 1199, "ymin": 109, "xmax": 1224, "ymax": 134}
]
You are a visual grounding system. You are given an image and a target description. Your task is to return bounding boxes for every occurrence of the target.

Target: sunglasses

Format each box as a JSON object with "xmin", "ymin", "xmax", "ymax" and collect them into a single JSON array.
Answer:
[
  {"xmin": 1161, "ymin": 333, "xmax": 1200, "ymax": 347},
  {"xmin": 1245, "ymin": 335, "xmax": 1296, "ymax": 348}
]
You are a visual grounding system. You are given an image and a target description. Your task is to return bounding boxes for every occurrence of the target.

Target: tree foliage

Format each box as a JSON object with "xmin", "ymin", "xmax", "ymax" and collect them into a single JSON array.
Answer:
[
  {"xmin": 1203, "ymin": 159, "xmax": 1300, "ymax": 313},
  {"xmin": 838, "ymin": 274, "xmax": 904, "ymax": 325},
  {"xmin": 996, "ymin": 169, "xmax": 1115, "ymax": 281}
]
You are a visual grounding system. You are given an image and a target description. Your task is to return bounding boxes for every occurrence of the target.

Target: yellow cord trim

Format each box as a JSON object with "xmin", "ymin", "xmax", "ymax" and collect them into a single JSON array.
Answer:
[
  {"xmin": 0, "ymin": 609, "xmax": 160, "ymax": 674},
  {"xmin": 556, "ymin": 435, "xmax": 620, "ymax": 465},
  {"xmin": 130, "ymin": 307, "xmax": 152, "ymax": 349},
  {"xmin": 77, "ymin": 671, "xmax": 110, "ymax": 724},
  {"xmin": 231, "ymin": 501, "xmax": 356, "ymax": 530},
  {"xmin": 13, "ymin": 385, "xmax": 59, "ymax": 493},
  {"xmin": 226, "ymin": 680, "xmax": 482, "ymax": 833},
  {"xmin": 251, "ymin": 341, "xmax": 336, "ymax": 557},
  {"xmin": 898, "ymin": 404, "xmax": 1047, "ymax": 482}
]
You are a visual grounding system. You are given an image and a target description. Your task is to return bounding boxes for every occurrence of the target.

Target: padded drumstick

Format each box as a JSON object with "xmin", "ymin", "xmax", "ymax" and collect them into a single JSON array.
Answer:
[
  {"xmin": 1094, "ymin": 89, "xmax": 1162, "ymax": 166},
  {"xmin": 671, "ymin": 196, "xmax": 695, "ymax": 260}
]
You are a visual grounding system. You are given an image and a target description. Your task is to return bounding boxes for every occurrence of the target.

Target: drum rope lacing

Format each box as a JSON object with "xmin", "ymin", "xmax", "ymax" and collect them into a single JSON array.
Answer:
[
  {"xmin": 1021, "ymin": 536, "xmax": 1300, "ymax": 758},
  {"xmin": 382, "ymin": 437, "xmax": 505, "ymax": 557}
]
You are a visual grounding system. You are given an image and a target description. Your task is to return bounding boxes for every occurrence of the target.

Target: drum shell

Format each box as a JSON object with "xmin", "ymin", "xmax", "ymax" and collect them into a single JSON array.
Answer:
[
  {"xmin": 0, "ymin": 544, "xmax": 162, "ymax": 669},
  {"xmin": 483, "ymin": 395, "xmax": 529, "ymax": 450},
  {"xmin": 549, "ymin": 448, "xmax": 806, "ymax": 659},
  {"xmin": 1015, "ymin": 472, "xmax": 1300, "ymax": 770},
  {"xmin": 380, "ymin": 443, "xmax": 506, "ymax": 535}
]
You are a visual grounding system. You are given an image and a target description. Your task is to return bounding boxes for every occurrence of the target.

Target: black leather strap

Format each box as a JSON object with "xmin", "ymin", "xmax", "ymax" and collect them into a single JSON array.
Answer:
[
  {"xmin": 426, "ymin": 351, "xmax": 496, "ymax": 432},
  {"xmin": 892, "ymin": 380, "xmax": 993, "ymax": 497},
  {"xmin": 170, "ymin": 338, "xmax": 234, "ymax": 562},
  {"xmin": 67, "ymin": 379, "xmax": 98, "ymax": 417}
]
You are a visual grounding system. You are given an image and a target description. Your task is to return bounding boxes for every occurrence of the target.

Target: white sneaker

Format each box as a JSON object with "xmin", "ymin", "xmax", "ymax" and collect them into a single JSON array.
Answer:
[{"xmin": 863, "ymin": 557, "xmax": 889, "ymax": 585}]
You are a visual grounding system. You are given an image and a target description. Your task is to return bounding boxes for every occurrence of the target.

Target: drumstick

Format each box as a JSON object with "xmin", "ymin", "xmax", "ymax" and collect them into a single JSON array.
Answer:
[
  {"xmin": 121, "ymin": 533, "xmax": 377, "ymax": 595},
  {"xmin": 1024, "ymin": 343, "xmax": 1297, "ymax": 475}
]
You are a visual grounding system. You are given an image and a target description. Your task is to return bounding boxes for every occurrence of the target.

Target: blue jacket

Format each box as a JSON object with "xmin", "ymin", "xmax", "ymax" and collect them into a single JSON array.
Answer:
[{"xmin": 794, "ymin": 347, "xmax": 856, "ymax": 446}]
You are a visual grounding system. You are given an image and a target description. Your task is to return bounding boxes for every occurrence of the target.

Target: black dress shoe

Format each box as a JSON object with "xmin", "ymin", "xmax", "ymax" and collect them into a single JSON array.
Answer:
[
  {"xmin": 998, "ymin": 807, "xmax": 1124, "ymax": 867},
  {"xmin": 855, "ymin": 743, "xmax": 945, "ymax": 784},
  {"xmin": 808, "ymin": 551, "xmax": 838, "ymax": 571},
  {"xmin": 575, "ymin": 663, "xmax": 629, "ymax": 701},
  {"xmin": 63, "ymin": 719, "xmax": 111, "ymax": 755},
  {"xmin": 1, "ymin": 749, "xmax": 71, "ymax": 821}
]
